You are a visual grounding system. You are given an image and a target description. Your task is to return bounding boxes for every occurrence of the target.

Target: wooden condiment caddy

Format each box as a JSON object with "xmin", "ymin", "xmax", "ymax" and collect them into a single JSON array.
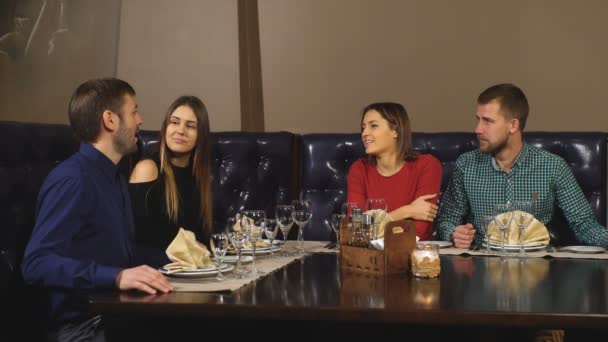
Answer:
[{"xmin": 339, "ymin": 218, "xmax": 416, "ymax": 275}]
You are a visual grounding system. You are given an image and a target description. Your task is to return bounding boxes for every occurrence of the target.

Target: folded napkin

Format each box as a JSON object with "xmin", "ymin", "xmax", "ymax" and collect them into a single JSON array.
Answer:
[
  {"xmin": 487, "ymin": 211, "xmax": 550, "ymax": 245},
  {"xmin": 366, "ymin": 209, "xmax": 421, "ymax": 240},
  {"xmin": 163, "ymin": 228, "xmax": 214, "ymax": 273},
  {"xmin": 232, "ymin": 213, "xmax": 270, "ymax": 249},
  {"xmin": 364, "ymin": 209, "xmax": 392, "ymax": 239},
  {"xmin": 366, "ymin": 210, "xmax": 419, "ymax": 249}
]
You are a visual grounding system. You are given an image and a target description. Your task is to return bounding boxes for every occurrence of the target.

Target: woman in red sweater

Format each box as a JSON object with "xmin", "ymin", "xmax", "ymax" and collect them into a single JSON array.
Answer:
[{"xmin": 347, "ymin": 102, "xmax": 442, "ymax": 241}]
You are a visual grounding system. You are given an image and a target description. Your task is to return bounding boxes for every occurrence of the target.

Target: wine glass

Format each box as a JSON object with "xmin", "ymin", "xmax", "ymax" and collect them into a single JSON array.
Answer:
[
  {"xmin": 329, "ymin": 213, "xmax": 343, "ymax": 249},
  {"xmin": 512, "ymin": 201, "xmax": 534, "ymax": 257},
  {"xmin": 240, "ymin": 209, "xmax": 265, "ymax": 275},
  {"xmin": 211, "ymin": 233, "xmax": 228, "ymax": 281},
  {"xmin": 276, "ymin": 205, "xmax": 294, "ymax": 254},
  {"xmin": 366, "ymin": 198, "xmax": 387, "ymax": 239},
  {"xmin": 480, "ymin": 215, "xmax": 494, "ymax": 254},
  {"xmin": 263, "ymin": 218, "xmax": 278, "ymax": 257},
  {"xmin": 291, "ymin": 200, "xmax": 313, "ymax": 255},
  {"xmin": 227, "ymin": 221, "xmax": 249, "ymax": 279},
  {"xmin": 494, "ymin": 203, "xmax": 514, "ymax": 256}
]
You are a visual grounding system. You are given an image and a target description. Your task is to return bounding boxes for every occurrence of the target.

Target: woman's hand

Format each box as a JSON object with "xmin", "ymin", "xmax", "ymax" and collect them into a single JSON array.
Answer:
[{"xmin": 405, "ymin": 194, "xmax": 438, "ymax": 221}]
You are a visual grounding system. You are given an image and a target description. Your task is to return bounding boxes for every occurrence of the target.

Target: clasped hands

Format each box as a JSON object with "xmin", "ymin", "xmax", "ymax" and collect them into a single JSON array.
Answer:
[{"xmin": 452, "ymin": 223, "xmax": 476, "ymax": 249}]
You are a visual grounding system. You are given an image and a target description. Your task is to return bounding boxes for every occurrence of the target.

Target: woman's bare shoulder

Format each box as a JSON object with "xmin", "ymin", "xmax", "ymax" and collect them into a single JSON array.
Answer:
[{"xmin": 129, "ymin": 159, "xmax": 159, "ymax": 183}]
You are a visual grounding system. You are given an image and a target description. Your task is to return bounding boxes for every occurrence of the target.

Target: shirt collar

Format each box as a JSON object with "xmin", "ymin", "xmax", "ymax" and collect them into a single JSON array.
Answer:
[
  {"xmin": 491, "ymin": 143, "xmax": 530, "ymax": 172},
  {"xmin": 79, "ymin": 142, "xmax": 121, "ymax": 181}
]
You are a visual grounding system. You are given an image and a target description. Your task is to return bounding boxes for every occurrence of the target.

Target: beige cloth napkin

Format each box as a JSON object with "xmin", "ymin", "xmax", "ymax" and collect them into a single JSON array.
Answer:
[
  {"xmin": 163, "ymin": 228, "xmax": 214, "ymax": 273},
  {"xmin": 365, "ymin": 209, "xmax": 392, "ymax": 239},
  {"xmin": 232, "ymin": 213, "xmax": 269, "ymax": 248},
  {"xmin": 487, "ymin": 211, "xmax": 550, "ymax": 245},
  {"xmin": 365, "ymin": 210, "xmax": 419, "ymax": 243}
]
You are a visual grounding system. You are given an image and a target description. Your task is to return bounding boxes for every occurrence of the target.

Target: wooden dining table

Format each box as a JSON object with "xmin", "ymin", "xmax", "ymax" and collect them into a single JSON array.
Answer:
[{"xmin": 89, "ymin": 252, "xmax": 608, "ymax": 340}]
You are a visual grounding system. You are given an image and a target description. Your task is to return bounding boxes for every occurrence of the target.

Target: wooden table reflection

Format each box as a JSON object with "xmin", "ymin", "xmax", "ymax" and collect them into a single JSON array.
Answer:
[{"xmin": 90, "ymin": 253, "xmax": 608, "ymax": 337}]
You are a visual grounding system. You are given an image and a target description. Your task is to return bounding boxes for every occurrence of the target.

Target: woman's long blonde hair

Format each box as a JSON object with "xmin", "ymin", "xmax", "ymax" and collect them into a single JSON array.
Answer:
[{"xmin": 159, "ymin": 96, "xmax": 212, "ymax": 237}]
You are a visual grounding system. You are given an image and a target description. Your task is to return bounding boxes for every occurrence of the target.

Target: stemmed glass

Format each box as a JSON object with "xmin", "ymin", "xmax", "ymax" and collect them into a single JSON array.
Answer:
[
  {"xmin": 530, "ymin": 192, "xmax": 558, "ymax": 251},
  {"xmin": 292, "ymin": 200, "xmax": 313, "ymax": 255},
  {"xmin": 494, "ymin": 203, "xmax": 515, "ymax": 256},
  {"xmin": 240, "ymin": 209, "xmax": 265, "ymax": 275},
  {"xmin": 512, "ymin": 201, "xmax": 534, "ymax": 257},
  {"xmin": 276, "ymin": 205, "xmax": 294, "ymax": 254},
  {"xmin": 227, "ymin": 218, "xmax": 249, "ymax": 279},
  {"xmin": 263, "ymin": 218, "xmax": 278, "ymax": 257},
  {"xmin": 329, "ymin": 213, "xmax": 343, "ymax": 249},
  {"xmin": 366, "ymin": 198, "xmax": 387, "ymax": 239},
  {"xmin": 480, "ymin": 215, "xmax": 494, "ymax": 254},
  {"xmin": 211, "ymin": 233, "xmax": 228, "ymax": 281}
]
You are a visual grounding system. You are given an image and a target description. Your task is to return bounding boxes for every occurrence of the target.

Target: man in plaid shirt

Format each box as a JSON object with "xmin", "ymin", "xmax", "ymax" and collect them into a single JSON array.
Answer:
[{"xmin": 436, "ymin": 83, "xmax": 608, "ymax": 249}]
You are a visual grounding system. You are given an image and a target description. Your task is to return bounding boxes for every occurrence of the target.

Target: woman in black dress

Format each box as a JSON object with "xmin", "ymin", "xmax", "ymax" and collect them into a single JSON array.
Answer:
[{"xmin": 129, "ymin": 96, "xmax": 213, "ymax": 253}]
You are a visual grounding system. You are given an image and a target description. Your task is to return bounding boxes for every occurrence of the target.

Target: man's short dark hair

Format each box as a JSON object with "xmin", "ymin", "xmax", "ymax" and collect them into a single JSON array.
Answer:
[
  {"xmin": 478, "ymin": 83, "xmax": 529, "ymax": 130},
  {"xmin": 68, "ymin": 78, "xmax": 136, "ymax": 143}
]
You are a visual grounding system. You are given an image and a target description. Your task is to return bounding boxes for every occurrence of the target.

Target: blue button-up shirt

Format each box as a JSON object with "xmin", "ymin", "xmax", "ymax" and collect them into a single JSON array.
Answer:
[{"xmin": 21, "ymin": 143, "xmax": 165, "ymax": 324}]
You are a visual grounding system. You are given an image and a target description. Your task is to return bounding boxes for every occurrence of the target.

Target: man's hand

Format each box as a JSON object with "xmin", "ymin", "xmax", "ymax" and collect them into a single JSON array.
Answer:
[
  {"xmin": 452, "ymin": 223, "xmax": 476, "ymax": 249},
  {"xmin": 115, "ymin": 265, "xmax": 174, "ymax": 295}
]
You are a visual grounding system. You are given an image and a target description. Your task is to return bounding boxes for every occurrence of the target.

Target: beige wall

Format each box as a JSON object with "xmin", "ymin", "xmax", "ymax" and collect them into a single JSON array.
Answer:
[
  {"xmin": 3, "ymin": 1, "xmax": 608, "ymax": 134},
  {"xmin": 259, "ymin": 0, "xmax": 608, "ymax": 133},
  {"xmin": 117, "ymin": 0, "xmax": 240, "ymax": 131},
  {"xmin": 0, "ymin": 0, "xmax": 121, "ymax": 124}
]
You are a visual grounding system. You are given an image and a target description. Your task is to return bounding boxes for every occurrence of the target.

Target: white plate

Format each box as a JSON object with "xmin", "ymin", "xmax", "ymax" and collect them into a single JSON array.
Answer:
[
  {"xmin": 242, "ymin": 246, "xmax": 272, "ymax": 252},
  {"xmin": 212, "ymin": 255, "xmax": 253, "ymax": 264},
  {"xmin": 262, "ymin": 239, "xmax": 282, "ymax": 246},
  {"xmin": 485, "ymin": 243, "xmax": 546, "ymax": 252},
  {"xmin": 418, "ymin": 241, "xmax": 452, "ymax": 248},
  {"xmin": 228, "ymin": 243, "xmax": 273, "ymax": 253},
  {"xmin": 560, "ymin": 246, "xmax": 606, "ymax": 254},
  {"xmin": 159, "ymin": 264, "xmax": 234, "ymax": 278},
  {"xmin": 241, "ymin": 246, "xmax": 281, "ymax": 255},
  {"xmin": 491, "ymin": 242, "xmax": 545, "ymax": 248}
]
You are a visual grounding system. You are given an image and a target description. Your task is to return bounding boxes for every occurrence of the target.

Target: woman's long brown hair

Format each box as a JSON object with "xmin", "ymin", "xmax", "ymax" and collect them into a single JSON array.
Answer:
[
  {"xmin": 159, "ymin": 96, "xmax": 212, "ymax": 237},
  {"xmin": 362, "ymin": 102, "xmax": 417, "ymax": 164}
]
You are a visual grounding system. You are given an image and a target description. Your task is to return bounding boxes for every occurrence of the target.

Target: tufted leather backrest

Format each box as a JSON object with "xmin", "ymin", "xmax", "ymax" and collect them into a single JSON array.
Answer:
[
  {"xmin": 0, "ymin": 123, "xmax": 295, "ymax": 300},
  {"xmin": 136, "ymin": 130, "xmax": 297, "ymax": 230},
  {"xmin": 524, "ymin": 133, "xmax": 607, "ymax": 243},
  {"xmin": 300, "ymin": 132, "xmax": 607, "ymax": 244},
  {"xmin": 0, "ymin": 122, "xmax": 605, "ymax": 279},
  {"xmin": 0, "ymin": 122, "xmax": 79, "ymax": 280},
  {"xmin": 0, "ymin": 121, "xmax": 79, "ymax": 339}
]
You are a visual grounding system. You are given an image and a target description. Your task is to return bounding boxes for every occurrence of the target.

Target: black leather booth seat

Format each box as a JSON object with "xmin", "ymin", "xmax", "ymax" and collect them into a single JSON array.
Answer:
[
  {"xmin": 0, "ymin": 121, "xmax": 80, "ymax": 340},
  {"xmin": 0, "ymin": 121, "xmax": 606, "ymax": 339},
  {"xmin": 300, "ymin": 132, "xmax": 607, "ymax": 243},
  {"xmin": 0, "ymin": 122, "xmax": 79, "ymax": 287},
  {"xmin": 136, "ymin": 130, "xmax": 297, "ymax": 230},
  {"xmin": 0, "ymin": 122, "xmax": 297, "ymax": 339}
]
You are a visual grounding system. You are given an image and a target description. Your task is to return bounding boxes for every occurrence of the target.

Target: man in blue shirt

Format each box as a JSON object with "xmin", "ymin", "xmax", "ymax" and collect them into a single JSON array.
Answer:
[{"xmin": 22, "ymin": 78, "xmax": 174, "ymax": 342}]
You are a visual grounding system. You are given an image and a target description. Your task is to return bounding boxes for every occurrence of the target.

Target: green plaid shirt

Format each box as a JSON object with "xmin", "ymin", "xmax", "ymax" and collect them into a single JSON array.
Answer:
[{"xmin": 436, "ymin": 143, "xmax": 608, "ymax": 248}]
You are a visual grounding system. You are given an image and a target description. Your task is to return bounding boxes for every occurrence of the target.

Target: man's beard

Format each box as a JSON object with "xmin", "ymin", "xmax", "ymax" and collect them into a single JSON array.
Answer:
[
  {"xmin": 113, "ymin": 125, "xmax": 137, "ymax": 156},
  {"xmin": 479, "ymin": 134, "xmax": 508, "ymax": 155}
]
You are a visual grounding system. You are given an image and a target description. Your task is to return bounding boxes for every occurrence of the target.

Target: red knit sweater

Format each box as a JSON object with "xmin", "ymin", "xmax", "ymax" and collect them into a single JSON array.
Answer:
[{"xmin": 346, "ymin": 154, "xmax": 442, "ymax": 240}]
